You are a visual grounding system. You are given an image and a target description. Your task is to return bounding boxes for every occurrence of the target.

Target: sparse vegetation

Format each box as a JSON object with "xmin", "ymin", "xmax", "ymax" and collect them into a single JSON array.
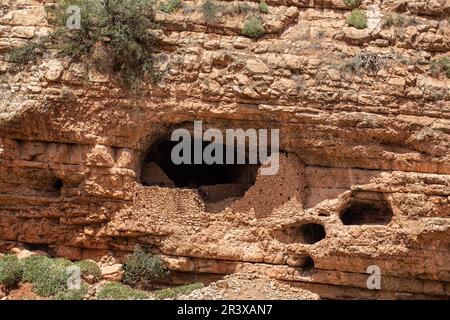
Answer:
[
  {"xmin": 343, "ymin": 0, "xmax": 361, "ymax": 8},
  {"xmin": 0, "ymin": 255, "xmax": 23, "ymax": 287},
  {"xmin": 430, "ymin": 56, "xmax": 450, "ymax": 78},
  {"xmin": 122, "ymin": 246, "xmax": 168, "ymax": 288},
  {"xmin": 75, "ymin": 260, "xmax": 102, "ymax": 282},
  {"xmin": 98, "ymin": 282, "xmax": 148, "ymax": 300},
  {"xmin": 342, "ymin": 51, "xmax": 397, "ymax": 74},
  {"xmin": 347, "ymin": 9, "xmax": 367, "ymax": 29},
  {"xmin": 259, "ymin": 1, "xmax": 268, "ymax": 14},
  {"xmin": 154, "ymin": 283, "xmax": 204, "ymax": 299},
  {"xmin": 8, "ymin": 41, "xmax": 46, "ymax": 65},
  {"xmin": 242, "ymin": 15, "xmax": 265, "ymax": 38},
  {"xmin": 233, "ymin": 2, "xmax": 251, "ymax": 15},
  {"xmin": 382, "ymin": 13, "xmax": 419, "ymax": 29},
  {"xmin": 201, "ymin": 0, "xmax": 221, "ymax": 24},
  {"xmin": 159, "ymin": 0, "xmax": 182, "ymax": 13},
  {"xmin": 25, "ymin": 0, "xmax": 163, "ymax": 88},
  {"xmin": 54, "ymin": 283, "xmax": 88, "ymax": 300}
]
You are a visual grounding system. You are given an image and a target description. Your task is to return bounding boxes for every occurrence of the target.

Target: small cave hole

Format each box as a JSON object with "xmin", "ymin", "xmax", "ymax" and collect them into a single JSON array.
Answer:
[
  {"xmin": 340, "ymin": 198, "xmax": 393, "ymax": 225},
  {"xmin": 299, "ymin": 223, "xmax": 326, "ymax": 244},
  {"xmin": 140, "ymin": 139, "xmax": 261, "ymax": 207},
  {"xmin": 25, "ymin": 243, "xmax": 50, "ymax": 252},
  {"xmin": 53, "ymin": 178, "xmax": 63, "ymax": 193},
  {"xmin": 302, "ymin": 256, "xmax": 316, "ymax": 276},
  {"xmin": 274, "ymin": 222, "xmax": 326, "ymax": 245}
]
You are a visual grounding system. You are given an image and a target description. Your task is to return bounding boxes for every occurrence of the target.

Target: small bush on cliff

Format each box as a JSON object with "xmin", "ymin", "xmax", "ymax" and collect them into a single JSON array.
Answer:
[
  {"xmin": 75, "ymin": 260, "xmax": 102, "ymax": 282},
  {"xmin": 97, "ymin": 282, "xmax": 148, "ymax": 300},
  {"xmin": 382, "ymin": 13, "xmax": 418, "ymax": 29},
  {"xmin": 343, "ymin": 0, "xmax": 361, "ymax": 8},
  {"xmin": 347, "ymin": 9, "xmax": 367, "ymax": 29},
  {"xmin": 342, "ymin": 51, "xmax": 396, "ymax": 75},
  {"xmin": 430, "ymin": 56, "xmax": 450, "ymax": 78},
  {"xmin": 45, "ymin": 0, "xmax": 161, "ymax": 88},
  {"xmin": 0, "ymin": 255, "xmax": 23, "ymax": 287},
  {"xmin": 201, "ymin": 0, "xmax": 220, "ymax": 24},
  {"xmin": 154, "ymin": 283, "xmax": 204, "ymax": 299},
  {"xmin": 122, "ymin": 246, "xmax": 168, "ymax": 287},
  {"xmin": 159, "ymin": 0, "xmax": 182, "ymax": 13},
  {"xmin": 8, "ymin": 41, "xmax": 46, "ymax": 65},
  {"xmin": 54, "ymin": 283, "xmax": 88, "ymax": 300},
  {"xmin": 259, "ymin": 1, "xmax": 268, "ymax": 14},
  {"xmin": 242, "ymin": 15, "xmax": 265, "ymax": 38}
]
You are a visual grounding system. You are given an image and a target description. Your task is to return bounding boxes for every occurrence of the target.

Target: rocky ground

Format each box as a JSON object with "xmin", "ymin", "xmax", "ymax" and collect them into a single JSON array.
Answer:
[{"xmin": 0, "ymin": 247, "xmax": 321, "ymax": 300}]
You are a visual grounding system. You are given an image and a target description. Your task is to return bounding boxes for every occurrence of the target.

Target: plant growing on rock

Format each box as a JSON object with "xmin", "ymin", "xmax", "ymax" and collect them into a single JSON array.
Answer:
[
  {"xmin": 54, "ymin": 283, "xmax": 88, "ymax": 300},
  {"xmin": 382, "ymin": 13, "xmax": 419, "ymax": 29},
  {"xmin": 45, "ymin": 0, "xmax": 161, "ymax": 88},
  {"xmin": 201, "ymin": 0, "xmax": 221, "ymax": 24},
  {"xmin": 430, "ymin": 56, "xmax": 450, "ymax": 78},
  {"xmin": 8, "ymin": 41, "xmax": 46, "ymax": 65},
  {"xmin": 343, "ymin": 0, "xmax": 361, "ymax": 8},
  {"xmin": 0, "ymin": 255, "xmax": 23, "ymax": 287},
  {"xmin": 97, "ymin": 282, "xmax": 148, "ymax": 300},
  {"xmin": 122, "ymin": 245, "xmax": 168, "ymax": 288},
  {"xmin": 347, "ymin": 9, "xmax": 367, "ymax": 29},
  {"xmin": 242, "ymin": 15, "xmax": 265, "ymax": 38},
  {"xmin": 159, "ymin": 0, "xmax": 182, "ymax": 13},
  {"xmin": 259, "ymin": 1, "xmax": 268, "ymax": 14},
  {"xmin": 154, "ymin": 282, "xmax": 204, "ymax": 299},
  {"xmin": 233, "ymin": 2, "xmax": 252, "ymax": 15},
  {"xmin": 75, "ymin": 260, "xmax": 102, "ymax": 282},
  {"xmin": 342, "ymin": 51, "xmax": 397, "ymax": 75},
  {"xmin": 21, "ymin": 256, "xmax": 69, "ymax": 297}
]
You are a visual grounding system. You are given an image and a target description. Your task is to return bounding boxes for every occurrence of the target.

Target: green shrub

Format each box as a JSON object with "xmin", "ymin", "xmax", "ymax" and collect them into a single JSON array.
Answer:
[
  {"xmin": 233, "ymin": 2, "xmax": 251, "ymax": 15},
  {"xmin": 259, "ymin": 1, "xmax": 268, "ymax": 14},
  {"xmin": 159, "ymin": 0, "xmax": 182, "ymax": 13},
  {"xmin": 347, "ymin": 9, "xmax": 367, "ymax": 29},
  {"xmin": 431, "ymin": 56, "xmax": 450, "ymax": 78},
  {"xmin": 54, "ymin": 283, "xmax": 88, "ymax": 300},
  {"xmin": 45, "ymin": 0, "xmax": 161, "ymax": 88},
  {"xmin": 201, "ymin": 0, "xmax": 220, "ymax": 24},
  {"xmin": 122, "ymin": 246, "xmax": 168, "ymax": 287},
  {"xmin": 154, "ymin": 283, "xmax": 204, "ymax": 300},
  {"xmin": 242, "ymin": 15, "xmax": 265, "ymax": 38},
  {"xmin": 343, "ymin": 0, "xmax": 361, "ymax": 8},
  {"xmin": 97, "ymin": 282, "xmax": 148, "ymax": 300},
  {"xmin": 8, "ymin": 41, "xmax": 45, "ymax": 64},
  {"xmin": 53, "ymin": 258, "xmax": 73, "ymax": 268},
  {"xmin": 75, "ymin": 260, "xmax": 102, "ymax": 282},
  {"xmin": 0, "ymin": 255, "xmax": 23, "ymax": 287},
  {"xmin": 22, "ymin": 256, "xmax": 68, "ymax": 297}
]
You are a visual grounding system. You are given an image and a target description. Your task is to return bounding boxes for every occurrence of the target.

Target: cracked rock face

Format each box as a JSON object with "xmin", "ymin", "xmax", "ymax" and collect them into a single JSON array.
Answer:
[{"xmin": 0, "ymin": 0, "xmax": 449, "ymax": 299}]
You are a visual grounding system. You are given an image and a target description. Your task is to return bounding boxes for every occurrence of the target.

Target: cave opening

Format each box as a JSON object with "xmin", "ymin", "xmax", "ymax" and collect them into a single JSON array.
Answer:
[
  {"xmin": 140, "ymin": 139, "xmax": 260, "ymax": 205},
  {"xmin": 273, "ymin": 222, "xmax": 326, "ymax": 245},
  {"xmin": 340, "ymin": 198, "xmax": 393, "ymax": 225},
  {"xmin": 300, "ymin": 223, "xmax": 326, "ymax": 244},
  {"xmin": 53, "ymin": 178, "xmax": 63, "ymax": 193}
]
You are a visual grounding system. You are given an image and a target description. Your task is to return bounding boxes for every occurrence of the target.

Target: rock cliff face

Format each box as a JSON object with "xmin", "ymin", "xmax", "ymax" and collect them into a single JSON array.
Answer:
[{"xmin": 0, "ymin": 0, "xmax": 449, "ymax": 299}]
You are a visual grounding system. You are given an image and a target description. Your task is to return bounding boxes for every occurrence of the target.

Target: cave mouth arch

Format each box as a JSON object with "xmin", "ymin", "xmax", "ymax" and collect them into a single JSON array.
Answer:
[
  {"xmin": 340, "ymin": 195, "xmax": 393, "ymax": 225},
  {"xmin": 140, "ymin": 139, "xmax": 260, "ymax": 204},
  {"xmin": 273, "ymin": 222, "xmax": 326, "ymax": 245}
]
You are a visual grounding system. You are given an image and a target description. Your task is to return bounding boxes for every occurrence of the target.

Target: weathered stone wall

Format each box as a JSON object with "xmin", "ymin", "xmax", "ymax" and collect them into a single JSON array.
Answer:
[{"xmin": 0, "ymin": 0, "xmax": 449, "ymax": 299}]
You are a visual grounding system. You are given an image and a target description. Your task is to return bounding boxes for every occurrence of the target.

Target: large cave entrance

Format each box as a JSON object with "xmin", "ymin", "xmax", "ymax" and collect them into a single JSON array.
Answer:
[
  {"xmin": 340, "ymin": 192, "xmax": 393, "ymax": 225},
  {"xmin": 140, "ymin": 139, "xmax": 260, "ymax": 209}
]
